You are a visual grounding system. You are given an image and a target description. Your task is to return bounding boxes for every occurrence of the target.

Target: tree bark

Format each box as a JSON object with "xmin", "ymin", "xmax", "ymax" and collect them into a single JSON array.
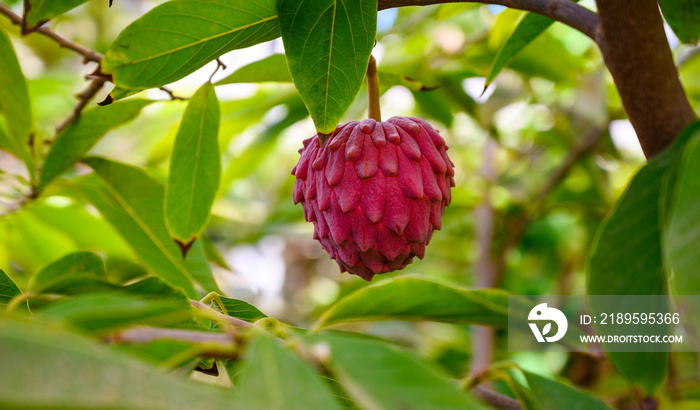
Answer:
[{"xmin": 595, "ymin": 0, "xmax": 696, "ymax": 158}]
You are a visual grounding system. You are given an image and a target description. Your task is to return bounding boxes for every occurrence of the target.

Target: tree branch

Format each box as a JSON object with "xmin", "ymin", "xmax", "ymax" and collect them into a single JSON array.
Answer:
[
  {"xmin": 378, "ymin": 0, "xmax": 599, "ymax": 40},
  {"xmin": 55, "ymin": 78, "xmax": 107, "ymax": 133},
  {"xmin": 108, "ymin": 326, "xmax": 236, "ymax": 345},
  {"xmin": 472, "ymin": 386, "xmax": 523, "ymax": 410},
  {"xmin": 471, "ymin": 137, "xmax": 498, "ymax": 376},
  {"xmin": 595, "ymin": 0, "xmax": 696, "ymax": 158},
  {"xmin": 0, "ymin": 3, "xmax": 103, "ymax": 63}
]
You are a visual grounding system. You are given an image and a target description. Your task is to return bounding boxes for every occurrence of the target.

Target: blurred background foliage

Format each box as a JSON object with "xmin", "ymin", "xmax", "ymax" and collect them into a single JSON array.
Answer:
[{"xmin": 1, "ymin": 0, "xmax": 700, "ymax": 407}]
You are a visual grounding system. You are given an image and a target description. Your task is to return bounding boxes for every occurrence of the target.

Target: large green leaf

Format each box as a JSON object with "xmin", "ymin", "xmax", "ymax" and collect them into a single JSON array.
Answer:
[
  {"xmin": 587, "ymin": 126, "xmax": 696, "ymax": 394},
  {"xmin": 316, "ymin": 277, "xmax": 509, "ymax": 329},
  {"xmin": 523, "ymin": 371, "xmax": 611, "ymax": 410},
  {"xmin": 165, "ymin": 83, "xmax": 221, "ymax": 248},
  {"xmin": 102, "ymin": 0, "xmax": 280, "ymax": 88},
  {"xmin": 38, "ymin": 99, "xmax": 154, "ymax": 191},
  {"xmin": 659, "ymin": 0, "xmax": 700, "ymax": 44},
  {"xmin": 23, "ymin": 0, "xmax": 91, "ymax": 32},
  {"xmin": 667, "ymin": 123, "xmax": 700, "ymax": 295},
  {"xmin": 0, "ymin": 268, "xmax": 23, "ymax": 307},
  {"xmin": 277, "ymin": 0, "xmax": 378, "ymax": 134},
  {"xmin": 78, "ymin": 158, "xmax": 219, "ymax": 298},
  {"xmin": 36, "ymin": 293, "xmax": 192, "ymax": 333},
  {"xmin": 317, "ymin": 332, "xmax": 487, "ymax": 409},
  {"xmin": 235, "ymin": 333, "xmax": 343, "ymax": 410},
  {"xmin": 0, "ymin": 28, "xmax": 33, "ymax": 175},
  {"xmin": 0, "ymin": 316, "xmax": 236, "ymax": 408},
  {"xmin": 28, "ymin": 251, "xmax": 109, "ymax": 295},
  {"xmin": 216, "ymin": 54, "xmax": 292, "ymax": 84}
]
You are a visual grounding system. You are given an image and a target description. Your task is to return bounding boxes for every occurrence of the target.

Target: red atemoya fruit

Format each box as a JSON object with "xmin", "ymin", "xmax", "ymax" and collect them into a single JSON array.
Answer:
[{"xmin": 291, "ymin": 117, "xmax": 455, "ymax": 281}]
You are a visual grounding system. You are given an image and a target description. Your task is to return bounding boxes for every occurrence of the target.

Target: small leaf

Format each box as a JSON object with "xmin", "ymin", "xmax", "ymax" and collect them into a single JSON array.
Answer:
[
  {"xmin": 36, "ymin": 293, "xmax": 192, "ymax": 333},
  {"xmin": 216, "ymin": 54, "xmax": 292, "ymax": 84},
  {"xmin": 316, "ymin": 332, "xmax": 487, "ymax": 409},
  {"xmin": 165, "ymin": 83, "xmax": 221, "ymax": 248},
  {"xmin": 0, "ymin": 316, "xmax": 237, "ymax": 408},
  {"xmin": 316, "ymin": 277, "xmax": 509, "ymax": 329},
  {"xmin": 0, "ymin": 28, "xmax": 34, "ymax": 175},
  {"xmin": 277, "ymin": 0, "xmax": 378, "ymax": 134},
  {"xmin": 28, "ymin": 251, "xmax": 109, "ymax": 295},
  {"xmin": 216, "ymin": 296, "xmax": 266, "ymax": 322},
  {"xmin": 0, "ymin": 268, "xmax": 24, "ymax": 307},
  {"xmin": 102, "ymin": 0, "xmax": 280, "ymax": 88},
  {"xmin": 523, "ymin": 371, "xmax": 611, "ymax": 410},
  {"xmin": 38, "ymin": 99, "xmax": 153, "ymax": 190},
  {"xmin": 235, "ymin": 333, "xmax": 343, "ymax": 410},
  {"xmin": 23, "ymin": 1, "xmax": 91, "ymax": 32},
  {"xmin": 78, "ymin": 158, "xmax": 219, "ymax": 298},
  {"xmin": 659, "ymin": 0, "xmax": 700, "ymax": 44},
  {"xmin": 485, "ymin": 3, "xmax": 579, "ymax": 88}
]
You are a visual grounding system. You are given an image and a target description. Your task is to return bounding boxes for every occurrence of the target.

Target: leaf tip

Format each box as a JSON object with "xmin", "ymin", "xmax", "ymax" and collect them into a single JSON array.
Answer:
[
  {"xmin": 97, "ymin": 94, "xmax": 114, "ymax": 106},
  {"xmin": 175, "ymin": 239, "xmax": 195, "ymax": 259}
]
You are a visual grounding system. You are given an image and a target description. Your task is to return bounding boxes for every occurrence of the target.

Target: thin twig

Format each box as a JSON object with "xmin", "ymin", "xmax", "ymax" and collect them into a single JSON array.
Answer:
[
  {"xmin": 159, "ymin": 86, "xmax": 187, "ymax": 101},
  {"xmin": 472, "ymin": 386, "xmax": 523, "ymax": 410},
  {"xmin": 209, "ymin": 58, "xmax": 227, "ymax": 82},
  {"xmin": 55, "ymin": 78, "xmax": 108, "ymax": 133},
  {"xmin": 377, "ymin": 0, "xmax": 599, "ymax": 41},
  {"xmin": 190, "ymin": 299, "xmax": 253, "ymax": 328},
  {"xmin": 108, "ymin": 326, "xmax": 236, "ymax": 344},
  {"xmin": 0, "ymin": 3, "xmax": 103, "ymax": 63}
]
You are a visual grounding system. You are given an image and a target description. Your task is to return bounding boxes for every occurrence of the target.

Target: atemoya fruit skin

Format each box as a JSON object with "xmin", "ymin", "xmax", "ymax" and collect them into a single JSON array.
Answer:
[{"xmin": 292, "ymin": 117, "xmax": 455, "ymax": 280}]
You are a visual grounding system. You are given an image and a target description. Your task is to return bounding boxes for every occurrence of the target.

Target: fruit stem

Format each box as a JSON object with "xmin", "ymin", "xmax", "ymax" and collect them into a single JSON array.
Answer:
[{"xmin": 366, "ymin": 55, "xmax": 381, "ymax": 122}]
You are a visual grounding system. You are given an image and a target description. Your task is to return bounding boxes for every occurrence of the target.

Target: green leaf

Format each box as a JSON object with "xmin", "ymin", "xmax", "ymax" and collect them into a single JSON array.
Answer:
[
  {"xmin": 38, "ymin": 99, "xmax": 154, "ymax": 190},
  {"xmin": 659, "ymin": 0, "xmax": 700, "ymax": 44},
  {"xmin": 523, "ymin": 371, "xmax": 611, "ymax": 410},
  {"xmin": 0, "ymin": 28, "xmax": 33, "ymax": 175},
  {"xmin": 485, "ymin": 5, "xmax": 579, "ymax": 88},
  {"xmin": 587, "ymin": 126, "xmax": 697, "ymax": 394},
  {"xmin": 165, "ymin": 83, "xmax": 221, "ymax": 247},
  {"xmin": 216, "ymin": 296, "xmax": 267, "ymax": 322},
  {"xmin": 36, "ymin": 293, "xmax": 192, "ymax": 333},
  {"xmin": 23, "ymin": 0, "xmax": 91, "ymax": 32},
  {"xmin": 316, "ymin": 332, "xmax": 487, "ymax": 409},
  {"xmin": 78, "ymin": 158, "xmax": 219, "ymax": 298},
  {"xmin": 102, "ymin": 0, "xmax": 280, "ymax": 89},
  {"xmin": 0, "ymin": 316, "xmax": 236, "ymax": 408},
  {"xmin": 277, "ymin": 0, "xmax": 378, "ymax": 134},
  {"xmin": 28, "ymin": 251, "xmax": 109, "ymax": 295},
  {"xmin": 0, "ymin": 268, "xmax": 23, "ymax": 307},
  {"xmin": 216, "ymin": 54, "xmax": 292, "ymax": 84},
  {"xmin": 316, "ymin": 277, "xmax": 509, "ymax": 329},
  {"xmin": 667, "ymin": 123, "xmax": 700, "ymax": 294},
  {"xmin": 235, "ymin": 333, "xmax": 343, "ymax": 410}
]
